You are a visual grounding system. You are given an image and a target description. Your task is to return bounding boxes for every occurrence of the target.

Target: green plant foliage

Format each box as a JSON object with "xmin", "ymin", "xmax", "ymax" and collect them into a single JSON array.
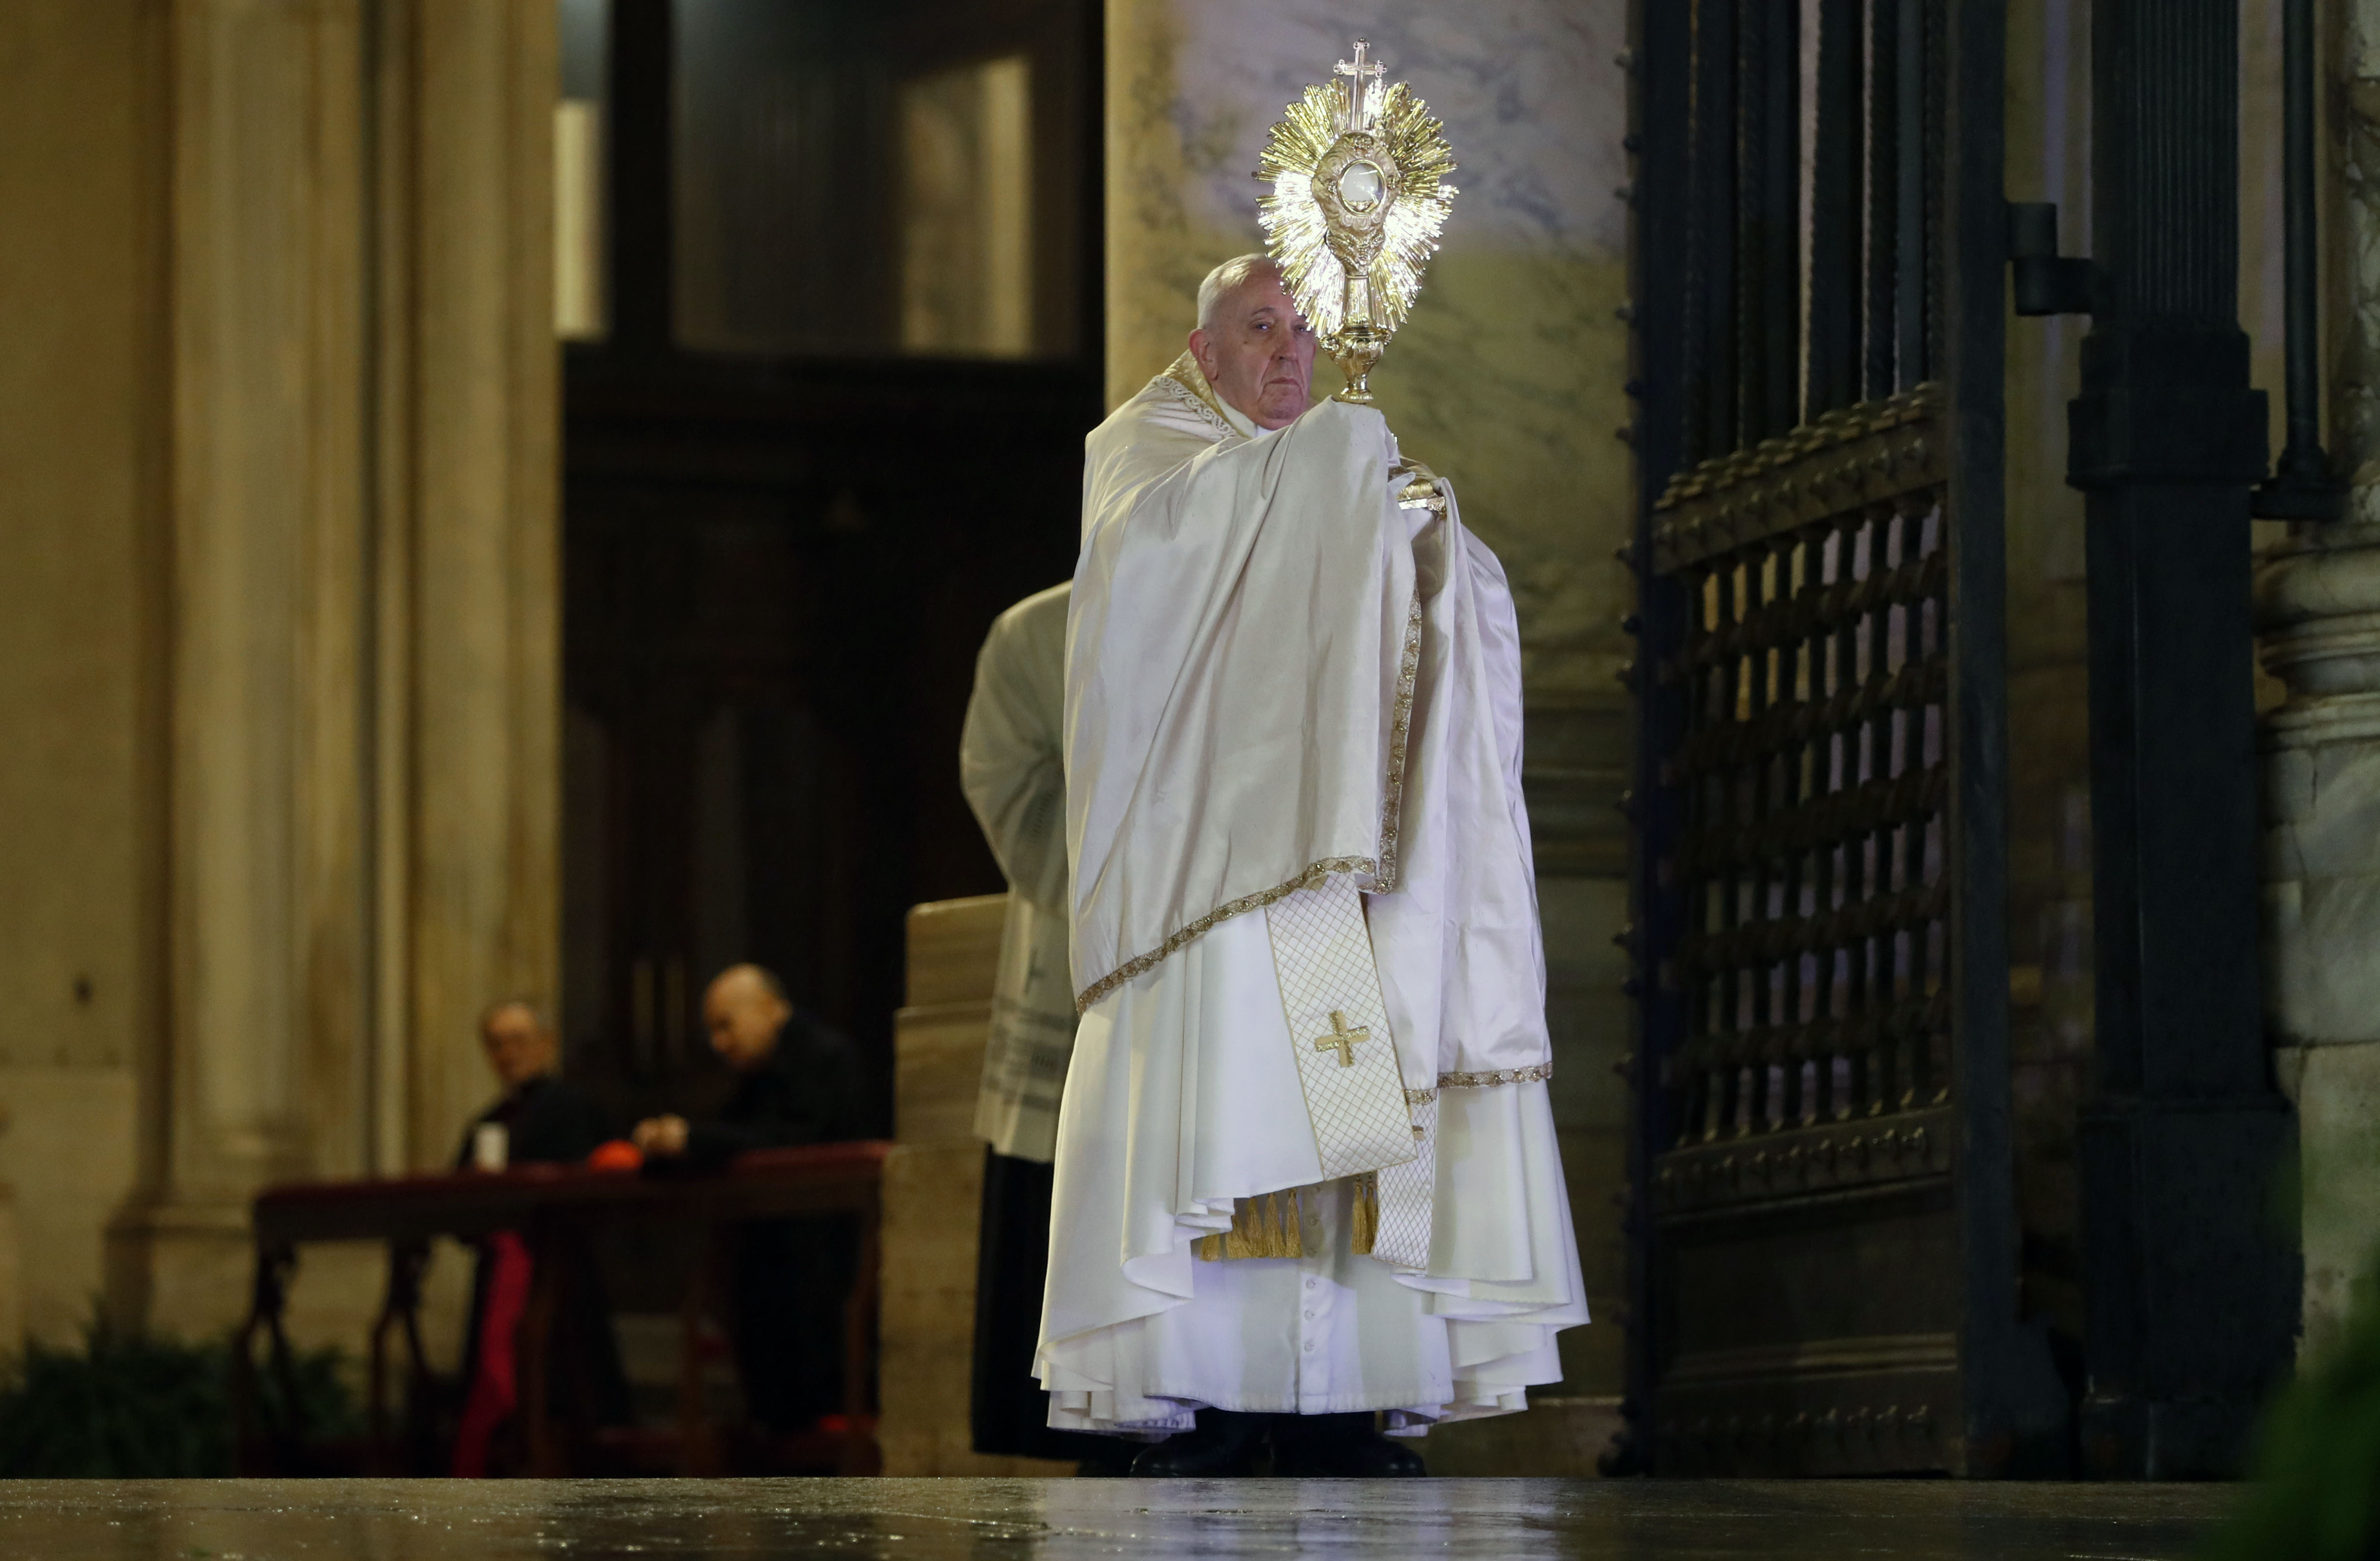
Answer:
[
  {"xmin": 0, "ymin": 1312, "xmax": 360, "ymax": 1478},
  {"xmin": 2212, "ymin": 1267, "xmax": 2380, "ymax": 1561}
]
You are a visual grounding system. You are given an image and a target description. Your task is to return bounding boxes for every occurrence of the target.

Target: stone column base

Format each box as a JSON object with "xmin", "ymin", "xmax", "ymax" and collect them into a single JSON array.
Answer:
[
  {"xmin": 105, "ymin": 1197, "xmax": 258, "ymax": 1339},
  {"xmin": 2076, "ymin": 1099, "xmax": 2300, "ymax": 1478},
  {"xmin": 2276, "ymin": 1040, "xmax": 2380, "ymax": 1360}
]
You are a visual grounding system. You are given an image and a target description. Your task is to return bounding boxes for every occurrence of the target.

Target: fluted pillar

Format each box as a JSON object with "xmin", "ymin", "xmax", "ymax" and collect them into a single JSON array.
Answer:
[
  {"xmin": 103, "ymin": 0, "xmax": 560, "ymax": 1338},
  {"xmin": 2070, "ymin": 0, "xmax": 2297, "ymax": 1478}
]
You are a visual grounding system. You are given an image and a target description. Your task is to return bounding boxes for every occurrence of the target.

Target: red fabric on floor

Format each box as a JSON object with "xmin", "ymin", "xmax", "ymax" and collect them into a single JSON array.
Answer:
[{"xmin": 451, "ymin": 1231, "xmax": 534, "ymax": 1477}]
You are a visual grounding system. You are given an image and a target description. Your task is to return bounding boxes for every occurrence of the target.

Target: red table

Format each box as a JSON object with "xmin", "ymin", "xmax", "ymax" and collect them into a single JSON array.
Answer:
[{"xmin": 236, "ymin": 1140, "xmax": 891, "ymax": 1475}]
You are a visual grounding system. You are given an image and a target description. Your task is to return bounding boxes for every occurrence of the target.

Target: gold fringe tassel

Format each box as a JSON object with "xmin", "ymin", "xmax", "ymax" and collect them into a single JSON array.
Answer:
[
  {"xmin": 1350, "ymin": 1172, "xmax": 1379, "ymax": 1257},
  {"xmin": 1194, "ymin": 1188, "xmax": 1306, "ymax": 1261},
  {"xmin": 1193, "ymin": 1179, "xmax": 1386, "ymax": 1261}
]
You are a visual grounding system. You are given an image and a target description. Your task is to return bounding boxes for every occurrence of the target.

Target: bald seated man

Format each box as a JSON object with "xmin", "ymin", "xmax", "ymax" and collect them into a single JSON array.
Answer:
[
  {"xmin": 632, "ymin": 965, "xmax": 862, "ymax": 1162},
  {"xmin": 633, "ymin": 965, "xmax": 863, "ymax": 1434}
]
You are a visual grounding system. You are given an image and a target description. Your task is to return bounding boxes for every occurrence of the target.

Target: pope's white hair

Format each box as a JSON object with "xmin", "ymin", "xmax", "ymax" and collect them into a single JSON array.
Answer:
[{"xmin": 1195, "ymin": 254, "xmax": 1281, "ymax": 332}]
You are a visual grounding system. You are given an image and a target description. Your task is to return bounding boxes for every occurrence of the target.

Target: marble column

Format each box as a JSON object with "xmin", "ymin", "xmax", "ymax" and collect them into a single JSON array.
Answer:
[
  {"xmin": 394, "ymin": 0, "xmax": 565, "ymax": 1180},
  {"xmin": 104, "ymin": 0, "xmax": 560, "ymax": 1339},
  {"xmin": 2254, "ymin": 0, "xmax": 2380, "ymax": 1362},
  {"xmin": 1104, "ymin": 0, "xmax": 1634, "ymax": 1468}
]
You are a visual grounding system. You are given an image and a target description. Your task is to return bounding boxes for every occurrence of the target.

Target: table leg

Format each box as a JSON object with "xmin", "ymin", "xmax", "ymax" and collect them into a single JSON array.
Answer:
[
  {"xmin": 522, "ymin": 1225, "xmax": 564, "ymax": 1475},
  {"xmin": 677, "ymin": 1229, "xmax": 722, "ymax": 1476},
  {"xmin": 838, "ymin": 1199, "xmax": 882, "ymax": 1476},
  {"xmin": 368, "ymin": 1239, "xmax": 430, "ymax": 1472},
  {"xmin": 232, "ymin": 1241, "xmax": 298, "ymax": 1474},
  {"xmin": 398, "ymin": 1251, "xmax": 433, "ymax": 1447}
]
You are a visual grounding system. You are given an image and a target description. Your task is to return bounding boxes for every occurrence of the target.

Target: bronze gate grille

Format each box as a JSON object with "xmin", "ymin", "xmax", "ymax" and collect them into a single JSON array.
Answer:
[
  {"xmin": 1648, "ymin": 388, "xmax": 1964, "ymax": 1473},
  {"xmin": 1662, "ymin": 389, "xmax": 1949, "ymax": 1158},
  {"xmin": 1621, "ymin": 0, "xmax": 2064, "ymax": 1477}
]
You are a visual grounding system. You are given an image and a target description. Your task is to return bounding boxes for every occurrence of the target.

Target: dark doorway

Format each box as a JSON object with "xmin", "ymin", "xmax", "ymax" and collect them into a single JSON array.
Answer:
[{"xmin": 558, "ymin": 0, "xmax": 1102, "ymax": 1133}]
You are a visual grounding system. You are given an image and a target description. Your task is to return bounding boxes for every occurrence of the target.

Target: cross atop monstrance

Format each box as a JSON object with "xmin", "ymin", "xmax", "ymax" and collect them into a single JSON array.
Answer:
[
  {"xmin": 1334, "ymin": 38, "xmax": 1385, "ymax": 131},
  {"xmin": 1259, "ymin": 37, "xmax": 1456, "ymax": 399}
]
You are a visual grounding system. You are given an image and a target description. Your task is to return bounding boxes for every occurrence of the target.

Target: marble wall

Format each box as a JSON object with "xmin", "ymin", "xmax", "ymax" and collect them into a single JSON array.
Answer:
[
  {"xmin": 1103, "ymin": 0, "xmax": 1635, "ymax": 1443},
  {"xmin": 1107, "ymin": 0, "xmax": 1631, "ymax": 705},
  {"xmin": 2256, "ymin": 0, "xmax": 2380, "ymax": 1362}
]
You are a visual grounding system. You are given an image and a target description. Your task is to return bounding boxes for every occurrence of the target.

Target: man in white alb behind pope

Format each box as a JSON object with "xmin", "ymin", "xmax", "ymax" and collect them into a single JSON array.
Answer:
[{"xmin": 1035, "ymin": 254, "xmax": 1587, "ymax": 1477}]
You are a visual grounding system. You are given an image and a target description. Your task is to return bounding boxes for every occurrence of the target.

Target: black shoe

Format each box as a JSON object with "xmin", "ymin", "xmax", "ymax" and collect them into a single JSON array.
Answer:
[
  {"xmin": 1269, "ymin": 1411, "xmax": 1428, "ymax": 1477},
  {"xmin": 1129, "ymin": 1409, "xmax": 1271, "ymax": 1476},
  {"xmin": 1072, "ymin": 1440, "xmax": 1141, "ymax": 1477}
]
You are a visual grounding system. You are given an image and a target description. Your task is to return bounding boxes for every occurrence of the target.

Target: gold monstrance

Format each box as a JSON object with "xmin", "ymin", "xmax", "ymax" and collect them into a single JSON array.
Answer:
[{"xmin": 1257, "ymin": 38, "xmax": 1458, "ymax": 404}]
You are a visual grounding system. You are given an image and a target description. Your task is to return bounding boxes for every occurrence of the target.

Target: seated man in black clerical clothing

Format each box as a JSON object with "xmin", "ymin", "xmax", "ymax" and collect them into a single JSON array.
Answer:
[
  {"xmin": 451, "ymin": 1001, "xmax": 630, "ymax": 1473},
  {"xmin": 633, "ymin": 964, "xmax": 863, "ymax": 1433},
  {"xmin": 457, "ymin": 1000, "xmax": 609, "ymax": 1170}
]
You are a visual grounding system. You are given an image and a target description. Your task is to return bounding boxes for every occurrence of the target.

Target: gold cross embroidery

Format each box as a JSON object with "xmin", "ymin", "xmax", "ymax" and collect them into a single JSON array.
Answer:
[{"xmin": 1314, "ymin": 1009, "xmax": 1370, "ymax": 1068}]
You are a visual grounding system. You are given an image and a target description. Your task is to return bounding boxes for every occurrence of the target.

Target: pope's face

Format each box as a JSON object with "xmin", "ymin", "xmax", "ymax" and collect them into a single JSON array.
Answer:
[{"xmin": 1190, "ymin": 268, "xmax": 1317, "ymax": 430}]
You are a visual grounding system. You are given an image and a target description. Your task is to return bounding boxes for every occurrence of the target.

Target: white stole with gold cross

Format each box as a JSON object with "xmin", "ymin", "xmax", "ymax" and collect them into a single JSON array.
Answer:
[{"xmin": 1263, "ymin": 874, "xmax": 1434, "ymax": 1269}]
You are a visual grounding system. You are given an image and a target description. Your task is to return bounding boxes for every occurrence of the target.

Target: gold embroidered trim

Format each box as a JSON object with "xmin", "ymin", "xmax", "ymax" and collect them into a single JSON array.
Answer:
[
  {"xmin": 1374, "ymin": 591, "xmax": 1423, "ymax": 892},
  {"xmin": 1074, "ymin": 856, "xmax": 1378, "ymax": 1014},
  {"xmin": 1194, "ymin": 1188, "xmax": 1305, "ymax": 1261},
  {"xmin": 1404, "ymin": 1062, "xmax": 1555, "ymax": 1104},
  {"xmin": 1156, "ymin": 351, "xmax": 1240, "ymax": 441}
]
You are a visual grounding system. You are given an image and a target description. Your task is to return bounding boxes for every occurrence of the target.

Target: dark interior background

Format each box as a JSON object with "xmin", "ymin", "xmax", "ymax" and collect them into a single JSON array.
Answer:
[{"xmin": 559, "ymin": 0, "xmax": 1102, "ymax": 1136}]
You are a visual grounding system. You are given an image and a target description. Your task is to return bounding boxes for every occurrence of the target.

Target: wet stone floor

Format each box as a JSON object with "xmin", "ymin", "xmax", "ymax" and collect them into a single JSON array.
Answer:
[{"xmin": 0, "ymin": 1477, "xmax": 2231, "ymax": 1560}]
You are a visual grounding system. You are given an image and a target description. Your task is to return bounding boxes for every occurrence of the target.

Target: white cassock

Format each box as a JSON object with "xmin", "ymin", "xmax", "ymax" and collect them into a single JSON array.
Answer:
[
  {"xmin": 960, "ymin": 583, "xmax": 1078, "ymax": 1163},
  {"xmin": 1035, "ymin": 353, "xmax": 1587, "ymax": 1437}
]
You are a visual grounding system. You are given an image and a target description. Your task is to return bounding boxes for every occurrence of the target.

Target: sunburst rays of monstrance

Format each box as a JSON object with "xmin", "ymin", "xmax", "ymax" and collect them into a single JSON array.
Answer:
[{"xmin": 1257, "ymin": 38, "xmax": 1458, "ymax": 404}]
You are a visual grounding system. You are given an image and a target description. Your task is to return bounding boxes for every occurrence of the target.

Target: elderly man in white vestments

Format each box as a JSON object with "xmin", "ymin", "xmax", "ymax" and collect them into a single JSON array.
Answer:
[{"xmin": 1037, "ymin": 255, "xmax": 1588, "ymax": 1477}]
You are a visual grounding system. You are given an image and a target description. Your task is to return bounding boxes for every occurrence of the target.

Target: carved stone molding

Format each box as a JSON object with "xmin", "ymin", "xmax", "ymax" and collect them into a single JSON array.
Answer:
[
  {"xmin": 2257, "ymin": 525, "xmax": 2380, "ymax": 1051},
  {"xmin": 2258, "ymin": 525, "xmax": 2380, "ymax": 747}
]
